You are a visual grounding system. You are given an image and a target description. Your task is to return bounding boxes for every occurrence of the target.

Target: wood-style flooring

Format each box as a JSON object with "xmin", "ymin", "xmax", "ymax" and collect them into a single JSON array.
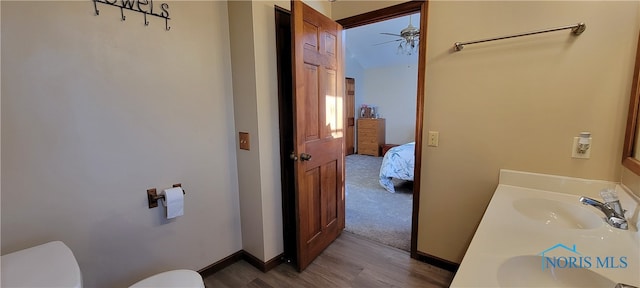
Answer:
[{"xmin": 204, "ymin": 232, "xmax": 455, "ymax": 288}]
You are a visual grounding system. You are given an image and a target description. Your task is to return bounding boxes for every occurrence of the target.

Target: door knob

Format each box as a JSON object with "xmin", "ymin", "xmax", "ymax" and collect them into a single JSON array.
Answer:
[
  {"xmin": 289, "ymin": 151, "xmax": 298, "ymax": 161},
  {"xmin": 300, "ymin": 153, "xmax": 312, "ymax": 161}
]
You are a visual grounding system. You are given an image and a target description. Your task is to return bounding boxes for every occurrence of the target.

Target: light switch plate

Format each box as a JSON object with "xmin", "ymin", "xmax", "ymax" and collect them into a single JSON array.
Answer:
[
  {"xmin": 428, "ymin": 131, "xmax": 439, "ymax": 147},
  {"xmin": 239, "ymin": 132, "xmax": 250, "ymax": 150}
]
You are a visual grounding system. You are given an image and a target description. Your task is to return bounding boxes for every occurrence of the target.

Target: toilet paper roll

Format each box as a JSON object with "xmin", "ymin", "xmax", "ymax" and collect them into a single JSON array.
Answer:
[{"xmin": 161, "ymin": 187, "xmax": 184, "ymax": 219}]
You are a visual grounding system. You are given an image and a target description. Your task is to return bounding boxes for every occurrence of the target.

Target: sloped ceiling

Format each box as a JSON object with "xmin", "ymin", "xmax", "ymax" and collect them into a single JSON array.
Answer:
[{"xmin": 344, "ymin": 13, "xmax": 420, "ymax": 69}]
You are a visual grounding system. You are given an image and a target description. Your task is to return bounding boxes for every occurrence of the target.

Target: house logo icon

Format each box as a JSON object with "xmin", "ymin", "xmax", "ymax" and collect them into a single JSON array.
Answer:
[{"xmin": 538, "ymin": 243, "xmax": 581, "ymax": 271}]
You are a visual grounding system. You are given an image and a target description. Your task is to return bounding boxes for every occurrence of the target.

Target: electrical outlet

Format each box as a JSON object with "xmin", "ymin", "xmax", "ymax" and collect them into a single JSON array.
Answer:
[
  {"xmin": 571, "ymin": 137, "xmax": 591, "ymax": 159},
  {"xmin": 428, "ymin": 131, "xmax": 439, "ymax": 147}
]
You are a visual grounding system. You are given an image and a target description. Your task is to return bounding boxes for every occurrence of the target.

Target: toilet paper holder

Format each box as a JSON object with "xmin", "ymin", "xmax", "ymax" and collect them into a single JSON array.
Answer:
[{"xmin": 147, "ymin": 184, "xmax": 185, "ymax": 209}]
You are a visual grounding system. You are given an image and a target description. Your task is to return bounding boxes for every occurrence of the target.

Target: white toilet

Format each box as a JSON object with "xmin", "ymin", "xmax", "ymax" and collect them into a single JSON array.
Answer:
[{"xmin": 1, "ymin": 241, "xmax": 205, "ymax": 288}]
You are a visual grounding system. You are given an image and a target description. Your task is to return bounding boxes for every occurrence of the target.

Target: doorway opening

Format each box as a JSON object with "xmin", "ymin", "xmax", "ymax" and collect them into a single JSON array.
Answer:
[
  {"xmin": 337, "ymin": 1, "xmax": 426, "ymax": 259},
  {"xmin": 342, "ymin": 12, "xmax": 420, "ymax": 252}
]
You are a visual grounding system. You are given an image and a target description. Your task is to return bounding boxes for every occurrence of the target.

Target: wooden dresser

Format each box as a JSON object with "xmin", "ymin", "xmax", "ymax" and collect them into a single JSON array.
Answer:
[{"xmin": 357, "ymin": 118, "xmax": 386, "ymax": 156}]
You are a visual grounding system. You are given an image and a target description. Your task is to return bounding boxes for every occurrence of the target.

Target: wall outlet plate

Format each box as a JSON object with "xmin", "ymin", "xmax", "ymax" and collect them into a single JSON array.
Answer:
[{"xmin": 571, "ymin": 137, "xmax": 591, "ymax": 159}]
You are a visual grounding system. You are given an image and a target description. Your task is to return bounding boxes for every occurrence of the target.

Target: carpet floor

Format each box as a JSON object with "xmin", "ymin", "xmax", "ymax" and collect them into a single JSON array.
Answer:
[{"xmin": 345, "ymin": 154, "xmax": 412, "ymax": 251}]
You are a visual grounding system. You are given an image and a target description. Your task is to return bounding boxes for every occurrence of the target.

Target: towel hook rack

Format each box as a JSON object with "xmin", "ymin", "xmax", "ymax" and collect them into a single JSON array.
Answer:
[
  {"xmin": 93, "ymin": 0, "xmax": 171, "ymax": 31},
  {"xmin": 454, "ymin": 22, "xmax": 586, "ymax": 52}
]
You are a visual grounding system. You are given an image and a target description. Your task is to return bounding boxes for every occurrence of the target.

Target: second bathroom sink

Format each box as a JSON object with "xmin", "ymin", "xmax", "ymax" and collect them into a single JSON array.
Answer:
[{"xmin": 512, "ymin": 198, "xmax": 603, "ymax": 229}]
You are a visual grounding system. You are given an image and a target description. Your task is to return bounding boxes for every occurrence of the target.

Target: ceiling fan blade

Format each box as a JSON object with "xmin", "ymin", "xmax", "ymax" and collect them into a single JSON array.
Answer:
[
  {"xmin": 373, "ymin": 39, "xmax": 403, "ymax": 46},
  {"xmin": 380, "ymin": 32, "xmax": 401, "ymax": 37}
]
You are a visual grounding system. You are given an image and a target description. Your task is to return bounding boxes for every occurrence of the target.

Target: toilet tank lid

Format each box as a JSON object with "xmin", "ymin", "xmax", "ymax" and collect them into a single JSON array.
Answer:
[{"xmin": 1, "ymin": 241, "xmax": 82, "ymax": 288}]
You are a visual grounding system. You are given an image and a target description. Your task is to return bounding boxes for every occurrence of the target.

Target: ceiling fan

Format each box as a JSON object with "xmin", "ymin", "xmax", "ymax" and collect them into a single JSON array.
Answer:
[{"xmin": 376, "ymin": 15, "xmax": 420, "ymax": 55}]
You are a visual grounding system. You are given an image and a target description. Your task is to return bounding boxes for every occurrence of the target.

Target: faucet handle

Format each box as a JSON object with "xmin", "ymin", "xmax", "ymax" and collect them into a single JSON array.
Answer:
[
  {"xmin": 608, "ymin": 217, "xmax": 628, "ymax": 230},
  {"xmin": 600, "ymin": 189, "xmax": 625, "ymax": 215},
  {"xmin": 606, "ymin": 200, "xmax": 625, "ymax": 217}
]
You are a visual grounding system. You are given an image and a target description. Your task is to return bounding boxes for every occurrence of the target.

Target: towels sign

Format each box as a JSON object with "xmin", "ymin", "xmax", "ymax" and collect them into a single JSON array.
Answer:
[{"xmin": 93, "ymin": 0, "xmax": 171, "ymax": 31}]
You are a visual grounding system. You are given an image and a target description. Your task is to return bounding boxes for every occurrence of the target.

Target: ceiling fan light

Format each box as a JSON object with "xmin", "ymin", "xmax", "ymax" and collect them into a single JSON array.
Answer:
[
  {"xmin": 397, "ymin": 43, "xmax": 404, "ymax": 55},
  {"xmin": 378, "ymin": 14, "xmax": 420, "ymax": 56}
]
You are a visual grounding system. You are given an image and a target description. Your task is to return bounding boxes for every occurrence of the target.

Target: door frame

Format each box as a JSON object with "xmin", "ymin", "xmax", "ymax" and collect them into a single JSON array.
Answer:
[
  {"xmin": 275, "ymin": 5, "xmax": 297, "ymax": 266},
  {"xmin": 345, "ymin": 77, "xmax": 356, "ymax": 156},
  {"xmin": 336, "ymin": 0, "xmax": 427, "ymax": 260}
]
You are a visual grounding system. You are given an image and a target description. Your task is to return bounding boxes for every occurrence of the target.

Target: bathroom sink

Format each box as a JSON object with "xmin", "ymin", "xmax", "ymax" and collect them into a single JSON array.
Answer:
[
  {"xmin": 497, "ymin": 255, "xmax": 615, "ymax": 287},
  {"xmin": 512, "ymin": 198, "xmax": 603, "ymax": 229}
]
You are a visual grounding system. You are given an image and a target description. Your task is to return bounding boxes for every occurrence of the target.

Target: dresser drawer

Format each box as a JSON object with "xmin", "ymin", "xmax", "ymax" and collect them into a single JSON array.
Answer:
[
  {"xmin": 357, "ymin": 127, "xmax": 377, "ymax": 135},
  {"xmin": 358, "ymin": 144, "xmax": 379, "ymax": 156},
  {"xmin": 358, "ymin": 119, "xmax": 378, "ymax": 129},
  {"xmin": 358, "ymin": 137, "xmax": 379, "ymax": 145}
]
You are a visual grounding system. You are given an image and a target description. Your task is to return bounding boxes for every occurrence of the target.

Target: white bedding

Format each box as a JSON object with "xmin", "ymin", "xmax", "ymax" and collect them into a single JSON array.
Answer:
[{"xmin": 379, "ymin": 142, "xmax": 415, "ymax": 193}]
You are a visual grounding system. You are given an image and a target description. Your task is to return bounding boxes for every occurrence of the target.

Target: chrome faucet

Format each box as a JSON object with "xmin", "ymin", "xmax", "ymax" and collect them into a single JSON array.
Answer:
[
  {"xmin": 616, "ymin": 283, "xmax": 639, "ymax": 288},
  {"xmin": 579, "ymin": 196, "xmax": 628, "ymax": 230}
]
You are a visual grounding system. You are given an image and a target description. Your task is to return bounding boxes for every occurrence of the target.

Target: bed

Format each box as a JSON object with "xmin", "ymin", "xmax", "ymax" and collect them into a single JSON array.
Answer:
[{"xmin": 379, "ymin": 142, "xmax": 415, "ymax": 193}]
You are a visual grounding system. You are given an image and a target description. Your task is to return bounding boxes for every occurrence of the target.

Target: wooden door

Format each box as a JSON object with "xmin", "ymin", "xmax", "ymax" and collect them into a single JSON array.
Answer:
[
  {"xmin": 291, "ymin": 0, "xmax": 345, "ymax": 271},
  {"xmin": 345, "ymin": 78, "xmax": 355, "ymax": 155}
]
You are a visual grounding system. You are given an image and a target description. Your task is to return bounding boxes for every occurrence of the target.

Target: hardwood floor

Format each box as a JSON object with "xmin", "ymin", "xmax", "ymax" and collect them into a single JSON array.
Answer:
[{"xmin": 204, "ymin": 232, "xmax": 455, "ymax": 287}]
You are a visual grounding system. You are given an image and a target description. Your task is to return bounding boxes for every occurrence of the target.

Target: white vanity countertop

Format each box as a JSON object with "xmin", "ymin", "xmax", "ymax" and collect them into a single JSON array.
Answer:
[{"xmin": 450, "ymin": 169, "xmax": 640, "ymax": 287}]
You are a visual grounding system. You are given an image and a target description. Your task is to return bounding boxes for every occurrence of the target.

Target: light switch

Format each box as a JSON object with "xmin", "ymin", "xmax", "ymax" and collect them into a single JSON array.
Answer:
[
  {"xmin": 428, "ymin": 131, "xmax": 439, "ymax": 147},
  {"xmin": 239, "ymin": 132, "xmax": 250, "ymax": 150}
]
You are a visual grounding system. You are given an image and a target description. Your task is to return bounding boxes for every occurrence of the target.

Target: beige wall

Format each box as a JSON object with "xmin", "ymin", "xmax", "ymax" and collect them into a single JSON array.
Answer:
[
  {"xmin": 251, "ymin": 0, "xmax": 290, "ymax": 260},
  {"xmin": 228, "ymin": 0, "xmax": 265, "ymax": 260},
  {"xmin": 227, "ymin": 0, "xmax": 288, "ymax": 262},
  {"xmin": 1, "ymin": 1, "xmax": 242, "ymax": 287},
  {"xmin": 419, "ymin": 1, "xmax": 640, "ymax": 263},
  {"xmin": 303, "ymin": 0, "xmax": 331, "ymax": 18},
  {"xmin": 331, "ymin": 0, "xmax": 405, "ymax": 21}
]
